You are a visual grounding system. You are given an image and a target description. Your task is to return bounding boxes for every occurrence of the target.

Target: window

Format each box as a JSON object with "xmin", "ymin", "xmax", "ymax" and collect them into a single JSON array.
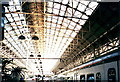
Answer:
[
  {"xmin": 87, "ymin": 74, "xmax": 94, "ymax": 82},
  {"xmin": 1, "ymin": 5, "xmax": 5, "ymax": 41},
  {"xmin": 96, "ymin": 72, "xmax": 101, "ymax": 82},
  {"xmin": 74, "ymin": 73, "xmax": 78, "ymax": 80},
  {"xmin": 108, "ymin": 68, "xmax": 116, "ymax": 82},
  {"xmin": 80, "ymin": 75, "xmax": 85, "ymax": 82}
]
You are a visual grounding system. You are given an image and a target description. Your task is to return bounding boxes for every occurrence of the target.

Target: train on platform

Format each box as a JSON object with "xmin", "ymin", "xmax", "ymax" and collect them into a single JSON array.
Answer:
[{"xmin": 65, "ymin": 50, "xmax": 120, "ymax": 82}]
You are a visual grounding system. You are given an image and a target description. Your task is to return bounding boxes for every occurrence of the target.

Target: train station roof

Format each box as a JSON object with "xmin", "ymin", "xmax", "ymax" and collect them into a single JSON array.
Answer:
[{"xmin": 1, "ymin": 0, "xmax": 119, "ymax": 76}]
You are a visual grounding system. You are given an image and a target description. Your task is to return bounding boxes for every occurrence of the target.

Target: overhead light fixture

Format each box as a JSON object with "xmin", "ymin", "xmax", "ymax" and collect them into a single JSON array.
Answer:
[
  {"xmin": 38, "ymin": 58, "xmax": 41, "ymax": 60},
  {"xmin": 35, "ymin": 62, "xmax": 37, "ymax": 64},
  {"xmin": 32, "ymin": 36, "xmax": 39, "ymax": 40},
  {"xmin": 18, "ymin": 35, "xmax": 25, "ymax": 40},
  {"xmin": 38, "ymin": 75, "xmax": 41, "ymax": 77},
  {"xmin": 18, "ymin": 31, "xmax": 25, "ymax": 40},
  {"xmin": 16, "ymin": 10, "xmax": 20, "ymax": 12},
  {"xmin": 6, "ymin": 47, "xmax": 9, "ymax": 50},
  {"xmin": 20, "ymin": 19, "xmax": 24, "ymax": 21},
  {"xmin": 37, "ymin": 55, "xmax": 41, "ymax": 57},
  {"xmin": 30, "ymin": 55, "xmax": 34, "ymax": 57},
  {"xmin": 40, "ymin": 62, "xmax": 42, "ymax": 64},
  {"xmin": 59, "ymin": 68, "xmax": 63, "ymax": 70},
  {"xmin": 2, "ymin": 43, "xmax": 5, "ymax": 46}
]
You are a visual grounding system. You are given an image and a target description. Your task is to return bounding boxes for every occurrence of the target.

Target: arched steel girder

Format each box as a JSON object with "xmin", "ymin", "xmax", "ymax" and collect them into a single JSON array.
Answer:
[
  {"xmin": 46, "ymin": 16, "xmax": 86, "ymax": 26},
  {"xmin": 46, "ymin": 12, "xmax": 88, "ymax": 20},
  {"xmin": 46, "ymin": 20, "xmax": 82, "ymax": 32},
  {"xmin": 48, "ymin": 1, "xmax": 91, "ymax": 17},
  {"xmin": 5, "ymin": 11, "xmax": 88, "ymax": 20}
]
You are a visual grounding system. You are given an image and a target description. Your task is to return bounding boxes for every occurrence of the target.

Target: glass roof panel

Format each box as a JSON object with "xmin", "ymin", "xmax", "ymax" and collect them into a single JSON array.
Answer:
[
  {"xmin": 61, "ymin": 5, "xmax": 67, "ymax": 11},
  {"xmin": 53, "ymin": 9, "xmax": 59, "ymax": 14},
  {"xmin": 68, "ymin": 2, "xmax": 75, "ymax": 8},
  {"xmin": 54, "ymin": 3, "xmax": 61, "ymax": 9},
  {"xmin": 11, "ymin": 13, "xmax": 19, "ymax": 17},
  {"xmin": 82, "ymin": 15, "xmax": 88, "ymax": 19},
  {"xmin": 80, "ymin": 1, "xmax": 90, "ymax": 6},
  {"xmin": 74, "ymin": 11, "xmax": 82, "ymax": 17},
  {"xmin": 14, "ymin": 16, "xmax": 20, "ymax": 21},
  {"xmin": 78, "ymin": 3, "xmax": 86, "ymax": 12},
  {"xmin": 80, "ymin": 20, "xmax": 86, "ymax": 25},
  {"xmin": 72, "ymin": 18, "xmax": 79, "ymax": 22},
  {"xmin": 62, "ymin": 0, "xmax": 69, "ymax": 4},
  {"xmin": 60, "ymin": 11, "xmax": 65, "ymax": 16},
  {"xmin": 47, "ymin": 7, "xmax": 53, "ymax": 13},
  {"xmin": 85, "ymin": 8, "xmax": 93, "ymax": 15},
  {"xmin": 16, "ymin": 6, "xmax": 21, "ymax": 10},
  {"xmin": 16, "ymin": 21, "xmax": 22, "ymax": 25},
  {"xmin": 89, "ymin": 2, "xmax": 98, "ymax": 10}
]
